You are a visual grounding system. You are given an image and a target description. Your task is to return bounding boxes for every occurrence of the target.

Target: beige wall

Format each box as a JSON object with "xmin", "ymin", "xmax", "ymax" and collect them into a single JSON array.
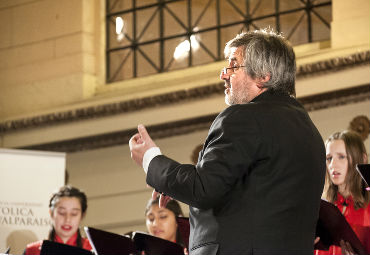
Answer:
[
  {"xmin": 0, "ymin": 0, "xmax": 103, "ymax": 120},
  {"xmin": 0, "ymin": 0, "xmax": 369, "ymax": 244},
  {"xmin": 331, "ymin": 0, "xmax": 370, "ymax": 48}
]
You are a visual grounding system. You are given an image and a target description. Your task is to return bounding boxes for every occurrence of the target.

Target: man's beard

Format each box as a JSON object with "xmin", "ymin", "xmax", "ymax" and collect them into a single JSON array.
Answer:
[
  {"xmin": 225, "ymin": 90, "xmax": 249, "ymax": 105},
  {"xmin": 225, "ymin": 94, "xmax": 232, "ymax": 106}
]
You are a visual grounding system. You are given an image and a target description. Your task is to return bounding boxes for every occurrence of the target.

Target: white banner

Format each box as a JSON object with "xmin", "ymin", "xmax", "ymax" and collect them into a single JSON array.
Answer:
[{"xmin": 0, "ymin": 149, "xmax": 65, "ymax": 254}]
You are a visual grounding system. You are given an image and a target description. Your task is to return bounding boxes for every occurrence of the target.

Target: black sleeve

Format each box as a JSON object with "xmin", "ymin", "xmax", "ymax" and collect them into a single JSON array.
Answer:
[{"xmin": 146, "ymin": 106, "xmax": 261, "ymax": 209}]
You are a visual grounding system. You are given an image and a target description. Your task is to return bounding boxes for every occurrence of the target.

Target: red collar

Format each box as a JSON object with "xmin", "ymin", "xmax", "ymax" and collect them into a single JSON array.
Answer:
[
  {"xmin": 336, "ymin": 192, "xmax": 354, "ymax": 207},
  {"xmin": 54, "ymin": 232, "xmax": 78, "ymax": 245}
]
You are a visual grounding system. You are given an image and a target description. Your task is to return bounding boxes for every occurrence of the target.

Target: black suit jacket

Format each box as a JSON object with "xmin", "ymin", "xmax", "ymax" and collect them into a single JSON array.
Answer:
[{"xmin": 147, "ymin": 89, "xmax": 326, "ymax": 255}]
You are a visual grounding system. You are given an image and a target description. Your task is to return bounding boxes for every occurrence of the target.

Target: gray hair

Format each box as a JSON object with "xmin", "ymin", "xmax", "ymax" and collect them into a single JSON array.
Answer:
[{"xmin": 224, "ymin": 28, "xmax": 296, "ymax": 96}]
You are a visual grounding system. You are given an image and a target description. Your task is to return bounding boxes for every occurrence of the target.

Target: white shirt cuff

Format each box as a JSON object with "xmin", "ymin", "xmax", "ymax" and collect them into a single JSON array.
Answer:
[{"xmin": 143, "ymin": 147, "xmax": 162, "ymax": 174}]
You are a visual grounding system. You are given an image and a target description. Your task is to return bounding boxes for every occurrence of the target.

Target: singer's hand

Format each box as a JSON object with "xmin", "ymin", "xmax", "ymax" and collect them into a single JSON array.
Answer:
[
  {"xmin": 340, "ymin": 240, "xmax": 355, "ymax": 255},
  {"xmin": 314, "ymin": 237, "xmax": 320, "ymax": 245}
]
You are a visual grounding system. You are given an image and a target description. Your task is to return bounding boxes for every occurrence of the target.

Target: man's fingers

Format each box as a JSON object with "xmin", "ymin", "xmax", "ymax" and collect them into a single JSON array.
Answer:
[
  {"xmin": 152, "ymin": 190, "xmax": 160, "ymax": 200},
  {"xmin": 137, "ymin": 124, "xmax": 157, "ymax": 148},
  {"xmin": 159, "ymin": 195, "xmax": 167, "ymax": 208},
  {"xmin": 159, "ymin": 194, "xmax": 172, "ymax": 208},
  {"xmin": 152, "ymin": 190, "xmax": 172, "ymax": 208},
  {"xmin": 138, "ymin": 124, "xmax": 150, "ymax": 141},
  {"xmin": 129, "ymin": 133, "xmax": 140, "ymax": 148}
]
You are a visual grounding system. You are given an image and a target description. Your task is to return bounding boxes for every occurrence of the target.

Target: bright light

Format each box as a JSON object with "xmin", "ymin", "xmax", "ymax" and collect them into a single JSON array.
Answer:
[
  {"xmin": 190, "ymin": 35, "xmax": 199, "ymax": 50},
  {"xmin": 115, "ymin": 17, "xmax": 124, "ymax": 34},
  {"xmin": 173, "ymin": 34, "xmax": 200, "ymax": 60},
  {"xmin": 174, "ymin": 40, "xmax": 190, "ymax": 60},
  {"xmin": 117, "ymin": 33, "xmax": 124, "ymax": 41}
]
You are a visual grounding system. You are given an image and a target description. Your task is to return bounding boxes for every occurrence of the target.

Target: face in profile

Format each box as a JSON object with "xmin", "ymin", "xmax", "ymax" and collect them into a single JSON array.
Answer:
[
  {"xmin": 50, "ymin": 197, "xmax": 84, "ymax": 243},
  {"xmin": 145, "ymin": 203, "xmax": 177, "ymax": 242},
  {"xmin": 326, "ymin": 139, "xmax": 349, "ymax": 189},
  {"xmin": 220, "ymin": 47, "xmax": 261, "ymax": 105}
]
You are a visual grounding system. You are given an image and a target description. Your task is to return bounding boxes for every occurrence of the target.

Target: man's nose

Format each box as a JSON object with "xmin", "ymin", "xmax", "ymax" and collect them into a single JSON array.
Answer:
[{"xmin": 220, "ymin": 71, "xmax": 230, "ymax": 81}]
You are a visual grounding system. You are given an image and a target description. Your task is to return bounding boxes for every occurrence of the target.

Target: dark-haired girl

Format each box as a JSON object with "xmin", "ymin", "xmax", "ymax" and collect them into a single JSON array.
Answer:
[
  {"xmin": 145, "ymin": 197, "xmax": 185, "ymax": 247},
  {"xmin": 24, "ymin": 185, "xmax": 92, "ymax": 254}
]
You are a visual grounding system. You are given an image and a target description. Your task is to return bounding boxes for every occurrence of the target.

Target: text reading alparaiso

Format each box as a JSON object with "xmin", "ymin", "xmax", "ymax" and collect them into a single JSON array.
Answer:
[{"xmin": 0, "ymin": 207, "xmax": 51, "ymax": 226}]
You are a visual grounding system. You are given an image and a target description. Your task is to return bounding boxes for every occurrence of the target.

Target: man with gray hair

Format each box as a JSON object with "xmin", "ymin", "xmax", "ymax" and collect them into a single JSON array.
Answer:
[{"xmin": 129, "ymin": 28, "xmax": 326, "ymax": 255}]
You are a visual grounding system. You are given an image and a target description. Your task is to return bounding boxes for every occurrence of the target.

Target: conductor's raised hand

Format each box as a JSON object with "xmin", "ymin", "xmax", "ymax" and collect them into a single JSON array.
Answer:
[{"xmin": 129, "ymin": 124, "xmax": 157, "ymax": 166}]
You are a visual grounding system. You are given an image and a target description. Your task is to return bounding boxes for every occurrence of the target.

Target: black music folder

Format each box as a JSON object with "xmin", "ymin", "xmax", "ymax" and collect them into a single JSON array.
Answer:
[
  {"xmin": 84, "ymin": 226, "xmax": 184, "ymax": 255},
  {"xmin": 356, "ymin": 164, "xmax": 370, "ymax": 190},
  {"xmin": 314, "ymin": 199, "xmax": 367, "ymax": 255},
  {"xmin": 40, "ymin": 240, "xmax": 93, "ymax": 255},
  {"xmin": 176, "ymin": 216, "xmax": 190, "ymax": 250}
]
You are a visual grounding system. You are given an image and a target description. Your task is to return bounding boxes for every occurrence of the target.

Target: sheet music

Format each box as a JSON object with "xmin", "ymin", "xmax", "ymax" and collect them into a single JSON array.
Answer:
[{"xmin": 84, "ymin": 227, "xmax": 99, "ymax": 255}]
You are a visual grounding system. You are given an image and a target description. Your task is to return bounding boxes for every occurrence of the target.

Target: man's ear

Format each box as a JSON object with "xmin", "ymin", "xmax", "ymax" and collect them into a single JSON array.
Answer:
[
  {"xmin": 49, "ymin": 209, "xmax": 53, "ymax": 217},
  {"xmin": 257, "ymin": 74, "xmax": 271, "ymax": 88}
]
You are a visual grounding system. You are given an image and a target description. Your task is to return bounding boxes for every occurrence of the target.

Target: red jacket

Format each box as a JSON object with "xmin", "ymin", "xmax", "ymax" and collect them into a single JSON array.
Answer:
[
  {"xmin": 24, "ymin": 232, "xmax": 92, "ymax": 255},
  {"xmin": 315, "ymin": 193, "xmax": 370, "ymax": 255}
]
